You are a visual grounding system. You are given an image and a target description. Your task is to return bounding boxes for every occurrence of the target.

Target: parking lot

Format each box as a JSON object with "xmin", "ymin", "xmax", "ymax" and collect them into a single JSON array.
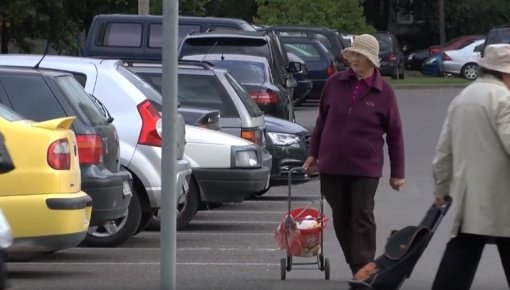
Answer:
[{"xmin": 7, "ymin": 88, "xmax": 510, "ymax": 290}]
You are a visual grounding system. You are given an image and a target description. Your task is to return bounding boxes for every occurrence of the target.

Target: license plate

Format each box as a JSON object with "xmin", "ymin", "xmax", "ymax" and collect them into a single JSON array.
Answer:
[
  {"xmin": 123, "ymin": 181, "xmax": 132, "ymax": 197},
  {"xmin": 182, "ymin": 179, "xmax": 190, "ymax": 193},
  {"xmin": 265, "ymin": 174, "xmax": 271, "ymax": 189}
]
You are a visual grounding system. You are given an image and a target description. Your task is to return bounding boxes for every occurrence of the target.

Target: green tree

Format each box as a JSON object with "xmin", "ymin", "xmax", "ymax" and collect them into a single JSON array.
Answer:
[
  {"xmin": 149, "ymin": 0, "xmax": 211, "ymax": 16},
  {"xmin": 255, "ymin": 0, "xmax": 374, "ymax": 34},
  {"xmin": 205, "ymin": 0, "xmax": 258, "ymax": 22}
]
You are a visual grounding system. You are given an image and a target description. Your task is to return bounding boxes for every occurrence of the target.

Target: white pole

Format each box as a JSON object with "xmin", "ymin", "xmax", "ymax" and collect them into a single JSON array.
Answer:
[
  {"xmin": 161, "ymin": 0, "xmax": 179, "ymax": 289},
  {"xmin": 138, "ymin": 0, "xmax": 150, "ymax": 15}
]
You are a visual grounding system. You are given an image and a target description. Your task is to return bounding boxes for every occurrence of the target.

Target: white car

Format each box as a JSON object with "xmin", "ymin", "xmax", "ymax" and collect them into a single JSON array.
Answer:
[
  {"xmin": 442, "ymin": 39, "xmax": 484, "ymax": 80},
  {"xmin": 0, "ymin": 55, "xmax": 193, "ymax": 237}
]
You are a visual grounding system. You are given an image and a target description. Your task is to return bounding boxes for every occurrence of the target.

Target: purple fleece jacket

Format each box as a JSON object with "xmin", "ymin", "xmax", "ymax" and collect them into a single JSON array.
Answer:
[{"xmin": 308, "ymin": 69, "xmax": 405, "ymax": 178}]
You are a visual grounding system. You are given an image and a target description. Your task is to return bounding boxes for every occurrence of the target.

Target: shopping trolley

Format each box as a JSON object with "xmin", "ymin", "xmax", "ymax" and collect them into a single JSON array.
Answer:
[{"xmin": 275, "ymin": 167, "xmax": 330, "ymax": 280}]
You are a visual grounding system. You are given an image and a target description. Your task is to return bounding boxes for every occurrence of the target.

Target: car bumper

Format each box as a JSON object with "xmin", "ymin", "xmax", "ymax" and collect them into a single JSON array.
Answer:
[
  {"xmin": 1, "ymin": 191, "xmax": 91, "ymax": 255},
  {"xmin": 294, "ymin": 80, "xmax": 313, "ymax": 101},
  {"xmin": 379, "ymin": 63, "xmax": 397, "ymax": 76},
  {"xmin": 267, "ymin": 144, "xmax": 309, "ymax": 183},
  {"xmin": 308, "ymin": 79, "xmax": 327, "ymax": 99},
  {"xmin": 193, "ymin": 166, "xmax": 270, "ymax": 203},
  {"xmin": 82, "ymin": 168, "xmax": 132, "ymax": 226},
  {"xmin": 175, "ymin": 159, "xmax": 193, "ymax": 204}
]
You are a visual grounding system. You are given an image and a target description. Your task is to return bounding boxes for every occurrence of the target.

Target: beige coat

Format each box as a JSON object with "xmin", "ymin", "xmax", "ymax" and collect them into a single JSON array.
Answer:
[{"xmin": 433, "ymin": 76, "xmax": 510, "ymax": 237}]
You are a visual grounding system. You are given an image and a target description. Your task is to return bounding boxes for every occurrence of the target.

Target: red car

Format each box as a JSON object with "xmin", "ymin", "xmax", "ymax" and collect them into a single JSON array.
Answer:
[{"xmin": 428, "ymin": 34, "xmax": 484, "ymax": 56}]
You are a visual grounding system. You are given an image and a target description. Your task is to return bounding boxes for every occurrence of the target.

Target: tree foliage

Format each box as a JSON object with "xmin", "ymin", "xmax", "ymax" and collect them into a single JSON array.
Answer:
[{"xmin": 254, "ymin": 0, "xmax": 374, "ymax": 34}]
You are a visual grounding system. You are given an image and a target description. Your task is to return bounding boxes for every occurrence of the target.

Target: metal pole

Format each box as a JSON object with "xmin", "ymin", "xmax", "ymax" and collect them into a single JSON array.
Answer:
[
  {"xmin": 138, "ymin": 0, "xmax": 150, "ymax": 15},
  {"xmin": 438, "ymin": 0, "xmax": 446, "ymax": 46},
  {"xmin": 161, "ymin": 0, "xmax": 178, "ymax": 289}
]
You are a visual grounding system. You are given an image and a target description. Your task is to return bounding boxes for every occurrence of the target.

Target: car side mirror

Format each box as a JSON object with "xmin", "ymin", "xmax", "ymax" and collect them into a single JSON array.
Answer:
[
  {"xmin": 286, "ymin": 77, "xmax": 297, "ymax": 89},
  {"xmin": 287, "ymin": 61, "xmax": 302, "ymax": 73},
  {"xmin": 474, "ymin": 44, "xmax": 483, "ymax": 53}
]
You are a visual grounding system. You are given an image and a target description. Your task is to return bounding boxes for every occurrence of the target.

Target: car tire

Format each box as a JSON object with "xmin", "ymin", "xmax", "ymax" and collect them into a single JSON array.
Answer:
[
  {"xmin": 146, "ymin": 176, "xmax": 200, "ymax": 231},
  {"xmin": 391, "ymin": 65, "xmax": 400, "ymax": 80},
  {"xmin": 134, "ymin": 211, "xmax": 155, "ymax": 235},
  {"xmin": 461, "ymin": 62, "xmax": 479, "ymax": 80},
  {"xmin": 82, "ymin": 191, "xmax": 142, "ymax": 247}
]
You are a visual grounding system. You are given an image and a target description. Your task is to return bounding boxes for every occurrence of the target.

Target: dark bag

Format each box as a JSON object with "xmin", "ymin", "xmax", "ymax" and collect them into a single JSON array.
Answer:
[
  {"xmin": 349, "ymin": 196, "xmax": 452, "ymax": 290},
  {"xmin": 0, "ymin": 133, "xmax": 15, "ymax": 174}
]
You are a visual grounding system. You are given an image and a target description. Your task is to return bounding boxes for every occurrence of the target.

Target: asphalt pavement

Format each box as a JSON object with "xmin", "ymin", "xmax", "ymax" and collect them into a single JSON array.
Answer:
[{"xmin": 7, "ymin": 87, "xmax": 510, "ymax": 290}]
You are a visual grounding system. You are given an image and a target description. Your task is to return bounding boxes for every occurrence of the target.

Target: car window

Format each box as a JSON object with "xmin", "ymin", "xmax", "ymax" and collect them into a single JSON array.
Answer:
[
  {"xmin": 117, "ymin": 65, "xmax": 163, "ymax": 105},
  {"xmin": 486, "ymin": 28, "xmax": 510, "ymax": 45},
  {"xmin": 223, "ymin": 72, "xmax": 263, "ymax": 117},
  {"xmin": 208, "ymin": 26, "xmax": 240, "ymax": 32},
  {"xmin": 102, "ymin": 22, "xmax": 142, "ymax": 47},
  {"xmin": 180, "ymin": 37, "xmax": 270, "ymax": 59},
  {"xmin": 283, "ymin": 43, "xmax": 322, "ymax": 61},
  {"xmin": 54, "ymin": 75, "xmax": 108, "ymax": 126},
  {"xmin": 71, "ymin": 73, "xmax": 87, "ymax": 87},
  {"xmin": 207, "ymin": 60, "xmax": 266, "ymax": 84},
  {"xmin": 149, "ymin": 24, "xmax": 162, "ymax": 48},
  {"xmin": 0, "ymin": 103, "xmax": 24, "ymax": 122},
  {"xmin": 374, "ymin": 34, "xmax": 392, "ymax": 52},
  {"xmin": 0, "ymin": 74, "xmax": 67, "ymax": 121},
  {"xmin": 179, "ymin": 24, "xmax": 201, "ymax": 45}
]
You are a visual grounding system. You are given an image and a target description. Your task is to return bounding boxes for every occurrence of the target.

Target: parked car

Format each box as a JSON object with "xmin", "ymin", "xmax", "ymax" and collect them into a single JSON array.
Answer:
[
  {"xmin": 428, "ymin": 34, "xmax": 484, "ymax": 57},
  {"xmin": 373, "ymin": 31, "xmax": 406, "ymax": 79},
  {"xmin": 442, "ymin": 39, "xmax": 484, "ymax": 80},
  {"xmin": 178, "ymin": 31, "xmax": 299, "ymax": 100},
  {"xmin": 0, "ymin": 104, "xmax": 91, "ymax": 258},
  {"xmin": 0, "ymin": 64, "xmax": 132, "ymax": 247},
  {"xmin": 0, "ymin": 55, "xmax": 193, "ymax": 238},
  {"xmin": 0, "ymin": 133, "xmax": 13, "ymax": 289},
  {"xmin": 280, "ymin": 37, "xmax": 339, "ymax": 100},
  {"xmin": 83, "ymin": 14, "xmax": 257, "ymax": 59},
  {"xmin": 421, "ymin": 54, "xmax": 442, "ymax": 77},
  {"xmin": 405, "ymin": 49, "xmax": 428, "ymax": 71},
  {"xmin": 182, "ymin": 54, "xmax": 293, "ymax": 121},
  {"xmin": 287, "ymin": 52, "xmax": 313, "ymax": 106},
  {"xmin": 261, "ymin": 25, "xmax": 350, "ymax": 71},
  {"xmin": 129, "ymin": 61, "xmax": 308, "ymax": 185}
]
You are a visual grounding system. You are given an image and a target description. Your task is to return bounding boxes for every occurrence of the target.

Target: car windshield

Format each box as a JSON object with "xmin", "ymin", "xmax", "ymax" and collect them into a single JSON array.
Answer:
[
  {"xmin": 0, "ymin": 104, "xmax": 24, "ymax": 122},
  {"xmin": 223, "ymin": 71, "xmax": 263, "ymax": 117},
  {"xmin": 54, "ymin": 75, "xmax": 108, "ymax": 126},
  {"xmin": 283, "ymin": 43, "xmax": 323, "ymax": 62},
  {"xmin": 180, "ymin": 37, "xmax": 270, "ymax": 59},
  {"xmin": 207, "ymin": 60, "xmax": 266, "ymax": 84},
  {"xmin": 374, "ymin": 35, "xmax": 392, "ymax": 52}
]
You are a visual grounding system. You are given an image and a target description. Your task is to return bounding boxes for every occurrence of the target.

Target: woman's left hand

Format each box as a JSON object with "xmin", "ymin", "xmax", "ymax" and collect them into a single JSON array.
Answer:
[{"xmin": 390, "ymin": 178, "xmax": 405, "ymax": 191}]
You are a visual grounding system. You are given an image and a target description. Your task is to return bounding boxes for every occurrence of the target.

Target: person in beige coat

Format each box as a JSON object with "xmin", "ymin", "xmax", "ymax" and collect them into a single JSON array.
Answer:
[{"xmin": 431, "ymin": 44, "xmax": 510, "ymax": 290}]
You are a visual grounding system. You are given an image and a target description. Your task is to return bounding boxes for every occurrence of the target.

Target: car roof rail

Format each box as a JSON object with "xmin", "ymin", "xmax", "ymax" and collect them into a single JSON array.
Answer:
[
  {"xmin": 177, "ymin": 60, "xmax": 215, "ymax": 69},
  {"xmin": 123, "ymin": 59, "xmax": 163, "ymax": 67}
]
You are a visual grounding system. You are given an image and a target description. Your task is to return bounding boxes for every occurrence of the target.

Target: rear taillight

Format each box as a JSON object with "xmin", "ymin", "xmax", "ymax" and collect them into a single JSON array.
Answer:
[
  {"xmin": 248, "ymin": 90, "xmax": 279, "ymax": 104},
  {"xmin": 76, "ymin": 134, "xmax": 103, "ymax": 164},
  {"xmin": 442, "ymin": 52, "xmax": 452, "ymax": 61},
  {"xmin": 388, "ymin": 54, "xmax": 397, "ymax": 62},
  {"xmin": 429, "ymin": 48, "xmax": 442, "ymax": 56},
  {"xmin": 326, "ymin": 63, "xmax": 337, "ymax": 76},
  {"xmin": 137, "ymin": 100, "xmax": 162, "ymax": 147},
  {"xmin": 241, "ymin": 128, "xmax": 263, "ymax": 146},
  {"xmin": 47, "ymin": 138, "xmax": 71, "ymax": 170}
]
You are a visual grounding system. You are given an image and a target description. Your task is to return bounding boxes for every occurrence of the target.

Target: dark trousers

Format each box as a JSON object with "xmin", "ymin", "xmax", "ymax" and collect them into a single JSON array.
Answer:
[
  {"xmin": 432, "ymin": 233, "xmax": 510, "ymax": 290},
  {"xmin": 320, "ymin": 174, "xmax": 379, "ymax": 275}
]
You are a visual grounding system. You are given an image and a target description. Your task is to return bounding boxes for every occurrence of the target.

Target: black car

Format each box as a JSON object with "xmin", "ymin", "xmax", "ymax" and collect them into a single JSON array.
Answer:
[
  {"xmin": 405, "ymin": 49, "xmax": 428, "ymax": 71},
  {"xmin": 182, "ymin": 53, "xmax": 293, "ymax": 121},
  {"xmin": 373, "ymin": 31, "xmax": 406, "ymax": 79},
  {"xmin": 261, "ymin": 25, "xmax": 350, "ymax": 71},
  {"xmin": 0, "ymin": 67, "xmax": 132, "ymax": 247},
  {"xmin": 287, "ymin": 52, "xmax": 313, "ymax": 106}
]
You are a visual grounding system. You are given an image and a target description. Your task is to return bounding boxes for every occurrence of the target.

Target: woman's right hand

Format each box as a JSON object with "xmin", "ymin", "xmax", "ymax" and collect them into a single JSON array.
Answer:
[{"xmin": 303, "ymin": 156, "xmax": 317, "ymax": 173}]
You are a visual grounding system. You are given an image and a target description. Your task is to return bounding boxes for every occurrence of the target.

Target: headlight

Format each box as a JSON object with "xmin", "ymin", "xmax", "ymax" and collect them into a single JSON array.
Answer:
[
  {"xmin": 267, "ymin": 132, "xmax": 301, "ymax": 147},
  {"xmin": 0, "ymin": 210, "xmax": 12, "ymax": 249},
  {"xmin": 235, "ymin": 150, "xmax": 260, "ymax": 168}
]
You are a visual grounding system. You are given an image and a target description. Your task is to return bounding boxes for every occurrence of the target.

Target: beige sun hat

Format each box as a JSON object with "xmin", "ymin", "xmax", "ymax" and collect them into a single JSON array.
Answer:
[
  {"xmin": 342, "ymin": 34, "xmax": 380, "ymax": 68},
  {"xmin": 478, "ymin": 44, "xmax": 510, "ymax": 74}
]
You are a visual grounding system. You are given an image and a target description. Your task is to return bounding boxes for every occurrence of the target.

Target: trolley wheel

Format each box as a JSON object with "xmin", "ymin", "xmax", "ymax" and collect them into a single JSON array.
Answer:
[
  {"xmin": 280, "ymin": 258, "xmax": 287, "ymax": 280},
  {"xmin": 286, "ymin": 255, "xmax": 292, "ymax": 271},
  {"xmin": 319, "ymin": 253, "xmax": 325, "ymax": 270},
  {"xmin": 324, "ymin": 258, "xmax": 331, "ymax": 280}
]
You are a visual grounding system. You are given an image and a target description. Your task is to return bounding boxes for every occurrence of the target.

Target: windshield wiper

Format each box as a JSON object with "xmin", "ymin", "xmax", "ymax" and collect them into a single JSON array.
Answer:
[{"xmin": 90, "ymin": 94, "xmax": 114, "ymax": 123}]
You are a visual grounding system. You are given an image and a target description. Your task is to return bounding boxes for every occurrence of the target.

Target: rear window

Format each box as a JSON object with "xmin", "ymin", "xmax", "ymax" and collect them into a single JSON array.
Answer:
[
  {"xmin": 117, "ymin": 65, "xmax": 163, "ymax": 105},
  {"xmin": 374, "ymin": 34, "xmax": 392, "ymax": 52},
  {"xmin": 101, "ymin": 22, "xmax": 142, "ymax": 47},
  {"xmin": 207, "ymin": 60, "xmax": 266, "ymax": 84},
  {"xmin": 180, "ymin": 37, "xmax": 270, "ymax": 59},
  {"xmin": 54, "ymin": 75, "xmax": 108, "ymax": 126},
  {"xmin": 179, "ymin": 24, "xmax": 201, "ymax": 45},
  {"xmin": 0, "ymin": 74, "xmax": 67, "ymax": 122},
  {"xmin": 223, "ymin": 72, "xmax": 263, "ymax": 117},
  {"xmin": 283, "ymin": 43, "xmax": 323, "ymax": 62},
  {"xmin": 0, "ymin": 104, "xmax": 23, "ymax": 122}
]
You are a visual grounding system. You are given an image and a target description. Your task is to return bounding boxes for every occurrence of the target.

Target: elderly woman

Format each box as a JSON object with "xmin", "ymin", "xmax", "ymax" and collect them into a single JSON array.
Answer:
[{"xmin": 304, "ymin": 34, "xmax": 405, "ymax": 276}]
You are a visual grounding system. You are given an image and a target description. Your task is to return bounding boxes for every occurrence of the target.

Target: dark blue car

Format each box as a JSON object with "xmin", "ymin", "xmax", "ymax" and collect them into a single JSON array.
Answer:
[{"xmin": 280, "ymin": 37, "xmax": 339, "ymax": 101}]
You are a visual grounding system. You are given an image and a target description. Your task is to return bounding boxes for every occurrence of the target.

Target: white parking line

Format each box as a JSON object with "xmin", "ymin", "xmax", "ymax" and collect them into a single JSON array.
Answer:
[
  {"xmin": 178, "ymin": 247, "xmax": 278, "ymax": 251},
  {"xmin": 11, "ymin": 262, "xmax": 278, "ymax": 266},
  {"xmin": 189, "ymin": 220, "xmax": 279, "ymax": 224},
  {"xmin": 178, "ymin": 232, "xmax": 273, "ymax": 236},
  {"xmin": 198, "ymin": 210, "xmax": 285, "ymax": 214}
]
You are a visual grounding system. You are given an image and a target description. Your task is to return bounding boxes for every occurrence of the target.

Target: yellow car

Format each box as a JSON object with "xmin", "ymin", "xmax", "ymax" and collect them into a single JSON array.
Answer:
[{"xmin": 0, "ymin": 104, "xmax": 91, "ymax": 258}]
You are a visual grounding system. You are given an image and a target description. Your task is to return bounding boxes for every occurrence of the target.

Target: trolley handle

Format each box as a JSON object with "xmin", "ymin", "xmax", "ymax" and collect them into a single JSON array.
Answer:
[{"xmin": 287, "ymin": 167, "xmax": 306, "ymax": 212}]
